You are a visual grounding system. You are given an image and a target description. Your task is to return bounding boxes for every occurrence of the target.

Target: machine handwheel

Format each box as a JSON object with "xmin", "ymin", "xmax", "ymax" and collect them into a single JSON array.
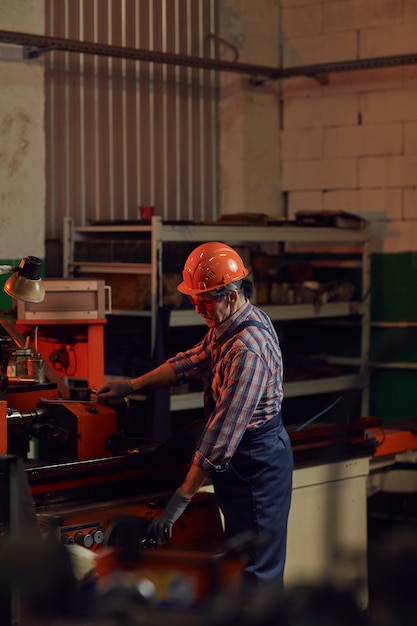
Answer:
[{"xmin": 104, "ymin": 515, "xmax": 156, "ymax": 553}]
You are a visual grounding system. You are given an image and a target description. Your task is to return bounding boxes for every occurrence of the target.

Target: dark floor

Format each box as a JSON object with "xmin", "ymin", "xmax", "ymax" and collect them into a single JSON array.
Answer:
[{"xmin": 367, "ymin": 491, "xmax": 417, "ymax": 626}]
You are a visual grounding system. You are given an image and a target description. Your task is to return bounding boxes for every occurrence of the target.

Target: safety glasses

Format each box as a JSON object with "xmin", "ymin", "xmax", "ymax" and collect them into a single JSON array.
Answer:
[{"xmin": 188, "ymin": 293, "xmax": 224, "ymax": 310}]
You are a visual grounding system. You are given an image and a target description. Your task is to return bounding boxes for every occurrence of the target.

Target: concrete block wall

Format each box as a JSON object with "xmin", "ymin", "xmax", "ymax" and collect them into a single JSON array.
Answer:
[
  {"xmin": 281, "ymin": 0, "xmax": 417, "ymax": 255},
  {"xmin": 218, "ymin": 0, "xmax": 282, "ymax": 218},
  {"xmin": 0, "ymin": 1, "xmax": 45, "ymax": 261},
  {"xmin": 281, "ymin": 1, "xmax": 417, "ymax": 423}
]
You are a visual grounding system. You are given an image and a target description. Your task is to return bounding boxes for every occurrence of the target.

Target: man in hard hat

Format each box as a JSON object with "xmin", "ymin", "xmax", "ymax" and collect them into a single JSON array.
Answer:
[{"xmin": 98, "ymin": 242, "xmax": 293, "ymax": 594}]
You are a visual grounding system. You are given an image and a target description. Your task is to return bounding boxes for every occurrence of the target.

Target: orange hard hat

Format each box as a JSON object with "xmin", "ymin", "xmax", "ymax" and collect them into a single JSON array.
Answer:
[{"xmin": 177, "ymin": 241, "xmax": 249, "ymax": 296}]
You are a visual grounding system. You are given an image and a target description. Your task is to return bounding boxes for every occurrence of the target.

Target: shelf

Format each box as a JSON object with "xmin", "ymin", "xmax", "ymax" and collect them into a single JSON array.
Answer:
[
  {"xmin": 169, "ymin": 374, "xmax": 367, "ymax": 411},
  {"xmin": 67, "ymin": 220, "xmax": 370, "ymax": 244},
  {"xmin": 109, "ymin": 309, "xmax": 152, "ymax": 318},
  {"xmin": 285, "ymin": 373, "xmax": 366, "ymax": 397},
  {"xmin": 75, "ymin": 224, "xmax": 153, "ymax": 234},
  {"xmin": 57, "ymin": 301, "xmax": 363, "ymax": 325},
  {"xmin": 68, "ymin": 261, "xmax": 152, "ymax": 275},
  {"xmin": 169, "ymin": 301, "xmax": 364, "ymax": 327},
  {"xmin": 161, "ymin": 223, "xmax": 370, "ymax": 244},
  {"xmin": 370, "ymin": 361, "xmax": 417, "ymax": 370},
  {"xmin": 64, "ymin": 215, "xmax": 371, "ymax": 418},
  {"xmin": 170, "ymin": 392, "xmax": 204, "ymax": 412}
]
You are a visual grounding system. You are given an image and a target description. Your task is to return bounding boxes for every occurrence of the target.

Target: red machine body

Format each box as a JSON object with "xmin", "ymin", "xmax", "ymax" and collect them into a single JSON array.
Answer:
[
  {"xmin": 36, "ymin": 490, "xmax": 243, "ymax": 611},
  {"xmin": 34, "ymin": 399, "xmax": 118, "ymax": 463}
]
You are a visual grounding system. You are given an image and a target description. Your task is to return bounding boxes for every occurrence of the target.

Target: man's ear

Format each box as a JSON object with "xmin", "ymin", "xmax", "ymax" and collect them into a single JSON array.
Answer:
[{"xmin": 229, "ymin": 289, "xmax": 238, "ymax": 303}]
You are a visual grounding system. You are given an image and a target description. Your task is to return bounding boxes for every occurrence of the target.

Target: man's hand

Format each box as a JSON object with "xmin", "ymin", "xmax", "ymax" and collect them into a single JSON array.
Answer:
[
  {"xmin": 97, "ymin": 380, "xmax": 133, "ymax": 402},
  {"xmin": 147, "ymin": 490, "xmax": 191, "ymax": 540}
]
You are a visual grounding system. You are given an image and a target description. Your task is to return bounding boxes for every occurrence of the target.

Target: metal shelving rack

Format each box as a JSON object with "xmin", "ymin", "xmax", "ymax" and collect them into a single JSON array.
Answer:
[{"xmin": 63, "ymin": 215, "xmax": 371, "ymax": 415}]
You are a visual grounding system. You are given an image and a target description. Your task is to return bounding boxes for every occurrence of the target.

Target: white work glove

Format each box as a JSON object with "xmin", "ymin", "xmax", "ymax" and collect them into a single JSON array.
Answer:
[
  {"xmin": 147, "ymin": 490, "xmax": 191, "ymax": 540},
  {"xmin": 97, "ymin": 380, "xmax": 133, "ymax": 402}
]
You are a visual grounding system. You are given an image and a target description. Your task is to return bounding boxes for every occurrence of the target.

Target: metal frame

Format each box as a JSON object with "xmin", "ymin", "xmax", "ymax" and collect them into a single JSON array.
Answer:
[{"xmin": 64, "ymin": 215, "xmax": 372, "ymax": 416}]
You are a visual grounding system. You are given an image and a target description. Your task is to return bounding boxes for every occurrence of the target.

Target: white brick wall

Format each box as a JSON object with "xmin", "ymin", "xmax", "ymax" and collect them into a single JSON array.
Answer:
[
  {"xmin": 282, "ymin": 128, "xmax": 323, "ymax": 160},
  {"xmin": 282, "ymin": 4, "xmax": 322, "ymax": 37},
  {"xmin": 359, "ymin": 155, "xmax": 417, "ymax": 188},
  {"xmin": 283, "ymin": 31, "xmax": 357, "ymax": 67},
  {"xmin": 283, "ymin": 93, "xmax": 359, "ymax": 129},
  {"xmin": 361, "ymin": 21, "xmax": 417, "ymax": 57},
  {"xmin": 287, "ymin": 189, "xmax": 403, "ymax": 221},
  {"xmin": 383, "ymin": 220, "xmax": 417, "ymax": 253},
  {"xmin": 404, "ymin": 122, "xmax": 417, "ymax": 154},
  {"xmin": 324, "ymin": 124, "xmax": 402, "ymax": 158},
  {"xmin": 281, "ymin": 0, "xmax": 417, "ymax": 253},
  {"xmin": 403, "ymin": 188, "xmax": 417, "ymax": 219},
  {"xmin": 360, "ymin": 89, "xmax": 417, "ymax": 124},
  {"xmin": 323, "ymin": 0, "xmax": 403, "ymax": 32},
  {"xmin": 283, "ymin": 157, "xmax": 357, "ymax": 190}
]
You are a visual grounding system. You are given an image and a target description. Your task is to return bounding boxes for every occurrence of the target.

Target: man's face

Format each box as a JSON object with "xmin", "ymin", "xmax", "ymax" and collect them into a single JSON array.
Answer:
[{"xmin": 189, "ymin": 292, "xmax": 231, "ymax": 327}]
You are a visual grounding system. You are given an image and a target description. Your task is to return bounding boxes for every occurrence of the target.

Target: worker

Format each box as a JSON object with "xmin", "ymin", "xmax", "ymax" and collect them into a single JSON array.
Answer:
[{"xmin": 97, "ymin": 242, "xmax": 293, "ymax": 594}]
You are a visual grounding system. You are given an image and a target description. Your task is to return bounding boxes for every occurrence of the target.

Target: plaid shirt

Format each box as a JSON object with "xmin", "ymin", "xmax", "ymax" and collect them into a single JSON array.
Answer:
[{"xmin": 168, "ymin": 300, "xmax": 284, "ymax": 472}]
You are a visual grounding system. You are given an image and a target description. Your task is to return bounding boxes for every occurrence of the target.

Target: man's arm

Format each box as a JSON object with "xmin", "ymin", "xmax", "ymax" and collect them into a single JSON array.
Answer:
[
  {"xmin": 178, "ymin": 462, "xmax": 211, "ymax": 499},
  {"xmin": 130, "ymin": 362, "xmax": 177, "ymax": 392},
  {"xmin": 147, "ymin": 462, "xmax": 211, "ymax": 540},
  {"xmin": 97, "ymin": 362, "xmax": 177, "ymax": 401}
]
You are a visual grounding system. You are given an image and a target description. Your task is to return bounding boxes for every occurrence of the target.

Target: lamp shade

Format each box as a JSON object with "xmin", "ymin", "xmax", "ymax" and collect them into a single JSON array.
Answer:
[{"xmin": 3, "ymin": 256, "xmax": 46, "ymax": 303}]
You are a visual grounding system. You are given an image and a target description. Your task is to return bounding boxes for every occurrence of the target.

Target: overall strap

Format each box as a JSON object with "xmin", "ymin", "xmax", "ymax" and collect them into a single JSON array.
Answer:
[
  {"xmin": 205, "ymin": 320, "xmax": 272, "ymax": 418},
  {"xmin": 227, "ymin": 319, "xmax": 271, "ymax": 339}
]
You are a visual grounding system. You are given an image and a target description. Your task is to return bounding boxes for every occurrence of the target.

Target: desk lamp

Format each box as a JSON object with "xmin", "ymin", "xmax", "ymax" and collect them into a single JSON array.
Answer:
[
  {"xmin": 0, "ymin": 257, "xmax": 45, "ymax": 398},
  {"xmin": 0, "ymin": 256, "xmax": 45, "ymax": 303}
]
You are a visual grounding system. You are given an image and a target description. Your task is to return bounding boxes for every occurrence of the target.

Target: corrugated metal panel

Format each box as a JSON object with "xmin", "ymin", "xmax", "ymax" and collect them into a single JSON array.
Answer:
[{"xmin": 45, "ymin": 0, "xmax": 218, "ymax": 239}]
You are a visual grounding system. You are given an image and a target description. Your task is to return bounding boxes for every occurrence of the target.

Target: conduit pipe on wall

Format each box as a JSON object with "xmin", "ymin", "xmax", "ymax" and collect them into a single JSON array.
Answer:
[{"xmin": 2, "ymin": 28, "xmax": 417, "ymax": 83}]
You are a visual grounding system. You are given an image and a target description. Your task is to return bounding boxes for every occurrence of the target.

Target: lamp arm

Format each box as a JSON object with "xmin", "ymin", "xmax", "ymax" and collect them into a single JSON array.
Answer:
[{"xmin": 0, "ymin": 266, "xmax": 17, "ymax": 276}]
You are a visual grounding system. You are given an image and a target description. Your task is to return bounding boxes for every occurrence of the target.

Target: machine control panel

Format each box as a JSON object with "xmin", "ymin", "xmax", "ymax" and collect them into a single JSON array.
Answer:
[{"xmin": 61, "ymin": 524, "xmax": 105, "ymax": 548}]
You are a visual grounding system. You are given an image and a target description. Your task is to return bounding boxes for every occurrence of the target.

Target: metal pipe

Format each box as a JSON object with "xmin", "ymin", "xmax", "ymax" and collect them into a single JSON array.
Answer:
[
  {"xmin": 2, "ymin": 28, "xmax": 417, "ymax": 81},
  {"xmin": 0, "ymin": 28, "xmax": 284, "ymax": 77}
]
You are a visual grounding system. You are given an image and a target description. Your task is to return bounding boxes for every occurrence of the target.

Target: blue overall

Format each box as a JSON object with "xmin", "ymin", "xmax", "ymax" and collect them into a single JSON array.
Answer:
[{"xmin": 212, "ymin": 413, "xmax": 293, "ymax": 593}]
